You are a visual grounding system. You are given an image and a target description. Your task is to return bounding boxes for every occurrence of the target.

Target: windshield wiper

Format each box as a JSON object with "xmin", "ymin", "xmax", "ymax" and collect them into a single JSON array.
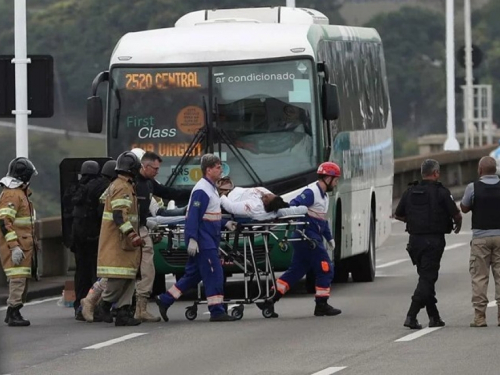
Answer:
[
  {"xmin": 213, "ymin": 97, "xmax": 263, "ymax": 186},
  {"xmin": 165, "ymin": 97, "xmax": 208, "ymax": 187}
]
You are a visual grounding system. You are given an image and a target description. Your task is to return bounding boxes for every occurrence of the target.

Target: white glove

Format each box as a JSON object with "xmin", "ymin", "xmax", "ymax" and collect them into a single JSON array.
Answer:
[
  {"xmin": 225, "ymin": 220, "xmax": 238, "ymax": 232},
  {"xmin": 327, "ymin": 239, "xmax": 335, "ymax": 252},
  {"xmin": 11, "ymin": 246, "xmax": 25, "ymax": 266},
  {"xmin": 187, "ymin": 238, "xmax": 199, "ymax": 257}
]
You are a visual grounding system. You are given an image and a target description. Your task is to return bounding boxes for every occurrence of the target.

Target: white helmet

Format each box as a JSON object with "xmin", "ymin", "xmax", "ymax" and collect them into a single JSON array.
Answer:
[{"xmin": 130, "ymin": 148, "xmax": 146, "ymax": 161}]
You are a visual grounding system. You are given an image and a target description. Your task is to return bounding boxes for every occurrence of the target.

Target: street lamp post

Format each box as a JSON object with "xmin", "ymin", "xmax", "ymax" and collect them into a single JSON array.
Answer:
[
  {"xmin": 13, "ymin": 0, "xmax": 30, "ymax": 158},
  {"xmin": 444, "ymin": 0, "xmax": 459, "ymax": 151},
  {"xmin": 463, "ymin": 0, "xmax": 474, "ymax": 149}
]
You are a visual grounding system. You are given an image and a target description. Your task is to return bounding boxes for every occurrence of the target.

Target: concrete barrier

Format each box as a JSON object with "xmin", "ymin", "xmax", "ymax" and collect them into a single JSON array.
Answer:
[
  {"xmin": 0, "ymin": 216, "xmax": 70, "ymax": 287},
  {"xmin": 35, "ymin": 216, "xmax": 69, "ymax": 277},
  {"xmin": 0, "ymin": 144, "xmax": 497, "ymax": 287},
  {"xmin": 394, "ymin": 144, "xmax": 497, "ymax": 199}
]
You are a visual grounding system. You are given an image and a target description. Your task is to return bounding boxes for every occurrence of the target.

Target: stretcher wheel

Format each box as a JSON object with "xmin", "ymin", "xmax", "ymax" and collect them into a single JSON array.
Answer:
[
  {"xmin": 262, "ymin": 307, "xmax": 274, "ymax": 319},
  {"xmin": 279, "ymin": 242, "xmax": 289, "ymax": 252},
  {"xmin": 185, "ymin": 307, "xmax": 197, "ymax": 321},
  {"xmin": 231, "ymin": 305, "xmax": 244, "ymax": 320}
]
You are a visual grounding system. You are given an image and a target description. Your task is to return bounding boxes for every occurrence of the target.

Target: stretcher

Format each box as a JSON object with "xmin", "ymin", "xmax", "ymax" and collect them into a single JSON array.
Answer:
[{"xmin": 147, "ymin": 215, "xmax": 312, "ymax": 320}]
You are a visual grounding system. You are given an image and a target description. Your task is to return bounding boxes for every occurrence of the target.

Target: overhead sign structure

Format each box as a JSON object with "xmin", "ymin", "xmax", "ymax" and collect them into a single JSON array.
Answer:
[{"xmin": 0, "ymin": 55, "xmax": 54, "ymax": 118}]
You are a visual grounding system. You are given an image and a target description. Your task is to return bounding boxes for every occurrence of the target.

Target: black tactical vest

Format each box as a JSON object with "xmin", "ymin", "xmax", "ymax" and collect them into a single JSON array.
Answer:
[
  {"xmin": 472, "ymin": 180, "xmax": 500, "ymax": 230},
  {"xmin": 406, "ymin": 181, "xmax": 453, "ymax": 235}
]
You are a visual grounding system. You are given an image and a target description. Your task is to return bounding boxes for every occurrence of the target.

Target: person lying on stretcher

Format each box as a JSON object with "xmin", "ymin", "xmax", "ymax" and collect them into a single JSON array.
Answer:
[{"xmin": 216, "ymin": 176, "xmax": 307, "ymax": 221}]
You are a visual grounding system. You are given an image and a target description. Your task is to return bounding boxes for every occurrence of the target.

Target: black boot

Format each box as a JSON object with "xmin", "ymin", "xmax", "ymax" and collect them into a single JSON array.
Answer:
[
  {"xmin": 115, "ymin": 306, "xmax": 141, "ymax": 326},
  {"xmin": 8, "ymin": 305, "xmax": 30, "ymax": 327},
  {"xmin": 404, "ymin": 300, "xmax": 423, "ymax": 329},
  {"xmin": 426, "ymin": 304, "xmax": 445, "ymax": 327},
  {"xmin": 428, "ymin": 316, "xmax": 445, "ymax": 327},
  {"xmin": 96, "ymin": 300, "xmax": 113, "ymax": 323},
  {"xmin": 154, "ymin": 295, "xmax": 170, "ymax": 322},
  {"xmin": 4, "ymin": 307, "xmax": 11, "ymax": 324},
  {"xmin": 314, "ymin": 300, "xmax": 342, "ymax": 317},
  {"xmin": 404, "ymin": 316, "xmax": 422, "ymax": 329}
]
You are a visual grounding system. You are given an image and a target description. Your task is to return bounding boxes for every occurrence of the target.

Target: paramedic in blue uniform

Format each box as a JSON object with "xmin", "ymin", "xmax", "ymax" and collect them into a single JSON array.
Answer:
[
  {"xmin": 155, "ymin": 154, "xmax": 237, "ymax": 322},
  {"xmin": 258, "ymin": 161, "xmax": 342, "ymax": 318}
]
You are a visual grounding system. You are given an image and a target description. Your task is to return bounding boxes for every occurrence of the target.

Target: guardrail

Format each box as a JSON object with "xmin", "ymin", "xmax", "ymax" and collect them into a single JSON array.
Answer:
[
  {"xmin": 1, "ymin": 144, "xmax": 497, "ymax": 287},
  {"xmin": 393, "ymin": 144, "xmax": 497, "ymax": 198}
]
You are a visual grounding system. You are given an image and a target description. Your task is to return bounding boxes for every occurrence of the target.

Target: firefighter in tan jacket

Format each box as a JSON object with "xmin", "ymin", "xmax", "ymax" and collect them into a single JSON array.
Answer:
[
  {"xmin": 95, "ymin": 151, "xmax": 143, "ymax": 326},
  {"xmin": 0, "ymin": 157, "xmax": 38, "ymax": 327}
]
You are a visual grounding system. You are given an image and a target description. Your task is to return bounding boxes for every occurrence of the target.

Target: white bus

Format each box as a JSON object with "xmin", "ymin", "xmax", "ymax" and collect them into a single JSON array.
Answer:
[{"xmin": 87, "ymin": 6, "xmax": 393, "ymax": 284}]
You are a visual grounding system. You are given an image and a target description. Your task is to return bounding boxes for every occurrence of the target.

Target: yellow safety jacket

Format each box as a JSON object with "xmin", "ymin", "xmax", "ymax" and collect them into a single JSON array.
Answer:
[
  {"xmin": 0, "ymin": 187, "xmax": 35, "ymax": 279},
  {"xmin": 97, "ymin": 175, "xmax": 141, "ymax": 279}
]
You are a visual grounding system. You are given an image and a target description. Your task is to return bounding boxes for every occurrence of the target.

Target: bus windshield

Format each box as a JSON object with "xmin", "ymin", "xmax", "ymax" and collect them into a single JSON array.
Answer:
[
  {"xmin": 108, "ymin": 59, "xmax": 317, "ymax": 187},
  {"xmin": 212, "ymin": 59, "xmax": 317, "ymax": 186}
]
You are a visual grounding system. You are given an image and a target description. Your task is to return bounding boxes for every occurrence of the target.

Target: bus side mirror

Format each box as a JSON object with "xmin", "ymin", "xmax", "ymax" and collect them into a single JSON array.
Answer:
[
  {"xmin": 322, "ymin": 83, "xmax": 340, "ymax": 121},
  {"xmin": 87, "ymin": 96, "xmax": 103, "ymax": 133}
]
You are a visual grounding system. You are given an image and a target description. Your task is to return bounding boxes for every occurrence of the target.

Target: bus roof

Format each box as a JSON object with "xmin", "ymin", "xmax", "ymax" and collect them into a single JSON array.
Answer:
[
  {"xmin": 175, "ymin": 7, "xmax": 329, "ymax": 26},
  {"xmin": 110, "ymin": 22, "xmax": 381, "ymax": 66}
]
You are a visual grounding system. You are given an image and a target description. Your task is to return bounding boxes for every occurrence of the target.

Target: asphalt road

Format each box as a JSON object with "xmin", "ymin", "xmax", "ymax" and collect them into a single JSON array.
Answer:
[{"xmin": 1, "ymin": 213, "xmax": 499, "ymax": 375}]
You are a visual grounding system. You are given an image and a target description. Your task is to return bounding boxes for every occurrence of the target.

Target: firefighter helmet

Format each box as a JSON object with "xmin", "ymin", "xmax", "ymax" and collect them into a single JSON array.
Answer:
[
  {"xmin": 116, "ymin": 151, "xmax": 141, "ymax": 176},
  {"xmin": 317, "ymin": 162, "xmax": 341, "ymax": 177},
  {"xmin": 6, "ymin": 157, "xmax": 38, "ymax": 183},
  {"xmin": 80, "ymin": 160, "xmax": 100, "ymax": 176},
  {"xmin": 130, "ymin": 148, "xmax": 146, "ymax": 162}
]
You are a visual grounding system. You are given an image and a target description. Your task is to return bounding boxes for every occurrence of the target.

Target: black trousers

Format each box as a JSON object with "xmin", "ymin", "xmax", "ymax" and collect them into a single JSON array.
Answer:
[
  {"xmin": 407, "ymin": 234, "xmax": 445, "ymax": 316},
  {"xmin": 72, "ymin": 240, "xmax": 98, "ymax": 312}
]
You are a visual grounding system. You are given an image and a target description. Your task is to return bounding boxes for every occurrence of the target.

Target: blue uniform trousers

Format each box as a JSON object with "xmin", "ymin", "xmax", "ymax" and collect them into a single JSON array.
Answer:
[
  {"xmin": 159, "ymin": 248, "xmax": 225, "ymax": 316},
  {"xmin": 278, "ymin": 240, "xmax": 334, "ymax": 301}
]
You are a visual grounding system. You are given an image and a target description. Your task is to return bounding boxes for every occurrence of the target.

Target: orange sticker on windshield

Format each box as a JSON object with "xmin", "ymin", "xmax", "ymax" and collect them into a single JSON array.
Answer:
[{"xmin": 177, "ymin": 106, "xmax": 205, "ymax": 135}]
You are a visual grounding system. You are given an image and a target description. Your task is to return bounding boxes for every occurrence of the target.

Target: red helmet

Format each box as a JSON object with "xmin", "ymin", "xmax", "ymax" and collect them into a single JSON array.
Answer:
[{"xmin": 317, "ymin": 162, "xmax": 341, "ymax": 177}]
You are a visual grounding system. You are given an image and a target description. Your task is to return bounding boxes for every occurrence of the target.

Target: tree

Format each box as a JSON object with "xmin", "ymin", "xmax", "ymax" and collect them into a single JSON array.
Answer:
[
  {"xmin": 364, "ymin": 6, "xmax": 447, "ymax": 137},
  {"xmin": 0, "ymin": 0, "xmax": 344, "ymax": 119}
]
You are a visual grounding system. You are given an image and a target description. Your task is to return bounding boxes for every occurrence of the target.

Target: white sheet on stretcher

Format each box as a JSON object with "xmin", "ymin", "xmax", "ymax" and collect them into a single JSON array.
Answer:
[
  {"xmin": 221, "ymin": 187, "xmax": 308, "ymax": 221},
  {"xmin": 146, "ymin": 205, "xmax": 307, "ymax": 229}
]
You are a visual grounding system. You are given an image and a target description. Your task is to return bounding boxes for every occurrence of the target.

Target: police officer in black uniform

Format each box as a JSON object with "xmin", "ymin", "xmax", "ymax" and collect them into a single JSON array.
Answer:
[
  {"xmin": 395, "ymin": 159, "xmax": 462, "ymax": 329},
  {"xmin": 132, "ymin": 150, "xmax": 190, "ymax": 321},
  {"xmin": 71, "ymin": 160, "xmax": 116, "ymax": 320}
]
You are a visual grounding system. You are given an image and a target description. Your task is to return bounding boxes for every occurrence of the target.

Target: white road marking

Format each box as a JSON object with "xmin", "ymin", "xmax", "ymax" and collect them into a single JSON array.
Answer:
[
  {"xmin": 311, "ymin": 366, "xmax": 347, "ymax": 375},
  {"xmin": 444, "ymin": 242, "xmax": 467, "ymax": 251},
  {"xmin": 0, "ymin": 296, "xmax": 60, "ymax": 311},
  {"xmin": 488, "ymin": 301, "xmax": 497, "ymax": 307},
  {"xmin": 376, "ymin": 242, "xmax": 468, "ymax": 269},
  {"xmin": 83, "ymin": 333, "xmax": 148, "ymax": 350},
  {"xmin": 395, "ymin": 327, "xmax": 443, "ymax": 342}
]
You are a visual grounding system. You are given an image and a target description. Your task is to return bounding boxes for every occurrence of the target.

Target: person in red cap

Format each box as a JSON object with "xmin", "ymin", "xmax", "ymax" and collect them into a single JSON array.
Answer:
[{"xmin": 258, "ymin": 161, "xmax": 342, "ymax": 318}]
